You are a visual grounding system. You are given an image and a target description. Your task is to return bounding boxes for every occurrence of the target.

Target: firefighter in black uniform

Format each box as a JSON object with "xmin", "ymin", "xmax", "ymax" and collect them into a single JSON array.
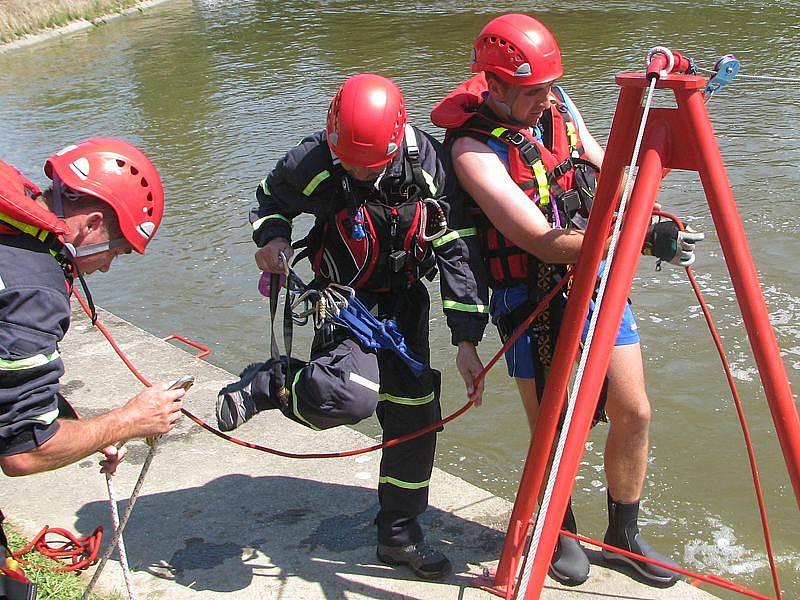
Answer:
[
  {"xmin": 0, "ymin": 141, "xmax": 185, "ymax": 590},
  {"xmin": 216, "ymin": 74, "xmax": 489, "ymax": 579}
]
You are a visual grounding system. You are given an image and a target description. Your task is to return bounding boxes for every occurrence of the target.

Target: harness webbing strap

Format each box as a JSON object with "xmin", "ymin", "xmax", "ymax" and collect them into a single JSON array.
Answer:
[
  {"xmin": 565, "ymin": 121, "xmax": 578, "ymax": 151},
  {"xmin": 404, "ymin": 124, "xmax": 434, "ymax": 197},
  {"xmin": 532, "ymin": 161, "xmax": 550, "ymax": 206}
]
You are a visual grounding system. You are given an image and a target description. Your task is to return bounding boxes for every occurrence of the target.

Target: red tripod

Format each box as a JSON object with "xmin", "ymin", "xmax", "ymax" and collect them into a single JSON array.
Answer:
[{"xmin": 488, "ymin": 52, "xmax": 800, "ymax": 599}]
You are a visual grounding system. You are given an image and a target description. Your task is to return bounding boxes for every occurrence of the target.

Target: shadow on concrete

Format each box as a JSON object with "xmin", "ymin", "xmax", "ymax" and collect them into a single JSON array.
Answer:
[{"xmin": 75, "ymin": 474, "xmax": 505, "ymax": 598}]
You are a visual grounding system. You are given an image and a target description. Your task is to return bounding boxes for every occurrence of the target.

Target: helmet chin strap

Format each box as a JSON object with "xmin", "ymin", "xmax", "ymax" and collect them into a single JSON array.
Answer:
[{"xmin": 71, "ymin": 237, "xmax": 128, "ymax": 257}]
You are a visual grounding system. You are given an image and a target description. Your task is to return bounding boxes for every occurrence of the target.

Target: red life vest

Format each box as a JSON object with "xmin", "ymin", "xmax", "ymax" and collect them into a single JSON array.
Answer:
[
  {"xmin": 0, "ymin": 159, "xmax": 69, "ymax": 241},
  {"xmin": 431, "ymin": 73, "xmax": 598, "ymax": 287}
]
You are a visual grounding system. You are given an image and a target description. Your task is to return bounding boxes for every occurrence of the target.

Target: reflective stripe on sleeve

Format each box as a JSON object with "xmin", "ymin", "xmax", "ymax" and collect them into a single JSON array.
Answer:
[
  {"xmin": 252, "ymin": 214, "xmax": 291, "ymax": 233},
  {"xmin": 431, "ymin": 227, "xmax": 476, "ymax": 248},
  {"xmin": 378, "ymin": 475, "xmax": 430, "ymax": 490},
  {"xmin": 303, "ymin": 170, "xmax": 331, "ymax": 196},
  {"xmin": 378, "ymin": 391, "xmax": 434, "ymax": 406},
  {"xmin": 442, "ymin": 300, "xmax": 488, "ymax": 313},
  {"xmin": 0, "ymin": 273, "xmax": 5, "ymax": 291},
  {"xmin": 259, "ymin": 178, "xmax": 271, "ymax": 195},
  {"xmin": 0, "ymin": 350, "xmax": 60, "ymax": 371}
]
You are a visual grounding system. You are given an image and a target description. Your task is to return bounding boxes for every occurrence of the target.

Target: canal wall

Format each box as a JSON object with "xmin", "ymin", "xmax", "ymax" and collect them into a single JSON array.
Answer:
[{"xmin": 0, "ymin": 0, "xmax": 171, "ymax": 51}]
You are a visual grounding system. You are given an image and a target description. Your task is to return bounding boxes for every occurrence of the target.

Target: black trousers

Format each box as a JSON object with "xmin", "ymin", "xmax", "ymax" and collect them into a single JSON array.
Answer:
[{"xmin": 251, "ymin": 282, "xmax": 441, "ymax": 545}]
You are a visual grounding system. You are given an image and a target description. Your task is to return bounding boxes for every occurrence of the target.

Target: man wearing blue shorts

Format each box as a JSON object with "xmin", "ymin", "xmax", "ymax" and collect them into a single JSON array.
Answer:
[{"xmin": 433, "ymin": 13, "xmax": 702, "ymax": 588}]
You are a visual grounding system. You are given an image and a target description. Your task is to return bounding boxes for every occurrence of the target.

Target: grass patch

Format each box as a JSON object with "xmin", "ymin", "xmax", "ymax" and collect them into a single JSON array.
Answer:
[
  {"xmin": 5, "ymin": 527, "xmax": 119, "ymax": 600},
  {"xmin": 0, "ymin": 0, "xmax": 143, "ymax": 44}
]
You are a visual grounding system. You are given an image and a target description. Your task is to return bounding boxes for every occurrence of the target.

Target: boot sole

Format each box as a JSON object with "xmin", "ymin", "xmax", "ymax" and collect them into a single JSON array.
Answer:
[
  {"xmin": 601, "ymin": 550, "xmax": 679, "ymax": 587},
  {"xmin": 548, "ymin": 565, "xmax": 589, "ymax": 587},
  {"xmin": 377, "ymin": 550, "xmax": 452, "ymax": 580}
]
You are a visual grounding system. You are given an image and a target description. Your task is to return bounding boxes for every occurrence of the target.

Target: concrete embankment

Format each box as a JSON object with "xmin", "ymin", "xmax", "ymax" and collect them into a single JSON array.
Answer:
[
  {"xmin": 0, "ymin": 0, "xmax": 170, "ymax": 51},
  {"xmin": 0, "ymin": 306, "xmax": 718, "ymax": 598}
]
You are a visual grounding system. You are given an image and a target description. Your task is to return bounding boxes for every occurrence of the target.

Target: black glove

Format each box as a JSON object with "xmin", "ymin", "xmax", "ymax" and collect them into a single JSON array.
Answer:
[{"xmin": 643, "ymin": 220, "xmax": 704, "ymax": 267}]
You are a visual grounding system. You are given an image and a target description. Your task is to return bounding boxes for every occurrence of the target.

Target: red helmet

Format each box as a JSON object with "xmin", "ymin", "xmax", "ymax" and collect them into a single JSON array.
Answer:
[
  {"xmin": 472, "ymin": 14, "xmax": 563, "ymax": 86},
  {"xmin": 326, "ymin": 74, "xmax": 407, "ymax": 168},
  {"xmin": 45, "ymin": 138, "xmax": 164, "ymax": 254}
]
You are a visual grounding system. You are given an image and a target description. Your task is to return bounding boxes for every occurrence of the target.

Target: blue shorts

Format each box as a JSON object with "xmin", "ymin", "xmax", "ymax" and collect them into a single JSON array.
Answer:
[{"xmin": 489, "ymin": 281, "xmax": 640, "ymax": 379}]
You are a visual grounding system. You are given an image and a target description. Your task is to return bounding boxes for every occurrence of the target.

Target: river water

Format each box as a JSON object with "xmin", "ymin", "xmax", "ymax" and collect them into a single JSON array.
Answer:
[{"xmin": 1, "ymin": 1, "xmax": 798, "ymax": 596}]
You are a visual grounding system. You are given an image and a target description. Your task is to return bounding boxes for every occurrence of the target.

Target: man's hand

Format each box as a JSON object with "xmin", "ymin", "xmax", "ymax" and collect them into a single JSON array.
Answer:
[
  {"xmin": 122, "ymin": 384, "xmax": 185, "ymax": 440},
  {"xmin": 456, "ymin": 342, "xmax": 485, "ymax": 406},
  {"xmin": 99, "ymin": 443, "xmax": 127, "ymax": 475},
  {"xmin": 255, "ymin": 238, "xmax": 293, "ymax": 273},
  {"xmin": 644, "ymin": 221, "xmax": 705, "ymax": 267}
]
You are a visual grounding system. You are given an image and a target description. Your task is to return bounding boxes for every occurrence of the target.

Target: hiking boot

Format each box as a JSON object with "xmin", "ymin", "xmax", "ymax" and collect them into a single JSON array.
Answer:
[
  {"xmin": 377, "ymin": 541, "xmax": 452, "ymax": 580},
  {"xmin": 216, "ymin": 363, "xmax": 268, "ymax": 431},
  {"xmin": 548, "ymin": 500, "xmax": 589, "ymax": 586},
  {"xmin": 602, "ymin": 492, "xmax": 680, "ymax": 587}
]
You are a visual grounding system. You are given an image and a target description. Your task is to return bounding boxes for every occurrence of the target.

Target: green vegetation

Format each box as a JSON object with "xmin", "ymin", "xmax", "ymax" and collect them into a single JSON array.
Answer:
[
  {"xmin": 0, "ymin": 0, "xmax": 143, "ymax": 44},
  {"xmin": 5, "ymin": 527, "xmax": 118, "ymax": 600}
]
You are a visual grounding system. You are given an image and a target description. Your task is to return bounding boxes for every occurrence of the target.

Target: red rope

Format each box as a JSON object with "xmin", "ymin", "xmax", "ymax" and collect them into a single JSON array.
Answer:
[
  {"xmin": 562, "ymin": 530, "xmax": 773, "ymax": 600},
  {"xmin": 72, "ymin": 276, "xmax": 568, "ymax": 459},
  {"xmin": 72, "ymin": 218, "xmax": 783, "ymax": 598},
  {"xmin": 11, "ymin": 526, "xmax": 103, "ymax": 572},
  {"xmin": 655, "ymin": 211, "xmax": 782, "ymax": 599}
]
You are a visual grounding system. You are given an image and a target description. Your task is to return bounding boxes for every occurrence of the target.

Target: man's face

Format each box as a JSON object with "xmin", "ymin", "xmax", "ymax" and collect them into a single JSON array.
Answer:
[
  {"xmin": 506, "ymin": 82, "xmax": 553, "ymax": 128},
  {"xmin": 340, "ymin": 161, "xmax": 387, "ymax": 182}
]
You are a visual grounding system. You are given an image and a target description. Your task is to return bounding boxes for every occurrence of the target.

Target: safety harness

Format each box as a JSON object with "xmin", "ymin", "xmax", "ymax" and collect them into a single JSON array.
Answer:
[
  {"xmin": 294, "ymin": 125, "xmax": 447, "ymax": 293},
  {"xmin": 432, "ymin": 76, "xmax": 598, "ymax": 288}
]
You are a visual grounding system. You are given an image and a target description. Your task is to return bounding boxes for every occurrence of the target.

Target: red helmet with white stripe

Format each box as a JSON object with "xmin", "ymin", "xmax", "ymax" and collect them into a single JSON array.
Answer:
[
  {"xmin": 45, "ymin": 138, "xmax": 164, "ymax": 254},
  {"xmin": 326, "ymin": 74, "xmax": 407, "ymax": 168},
  {"xmin": 472, "ymin": 14, "xmax": 563, "ymax": 86}
]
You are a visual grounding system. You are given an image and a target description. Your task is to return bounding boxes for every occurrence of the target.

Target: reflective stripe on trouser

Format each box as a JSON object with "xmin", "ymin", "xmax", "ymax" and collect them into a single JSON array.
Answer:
[
  {"xmin": 373, "ymin": 282, "xmax": 440, "ymax": 546},
  {"xmin": 283, "ymin": 337, "xmax": 380, "ymax": 430}
]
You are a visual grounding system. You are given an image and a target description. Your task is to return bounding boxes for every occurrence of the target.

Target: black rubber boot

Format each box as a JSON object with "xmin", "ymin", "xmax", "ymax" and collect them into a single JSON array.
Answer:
[
  {"xmin": 548, "ymin": 499, "xmax": 589, "ymax": 586},
  {"xmin": 602, "ymin": 492, "xmax": 680, "ymax": 586},
  {"xmin": 377, "ymin": 542, "xmax": 452, "ymax": 580}
]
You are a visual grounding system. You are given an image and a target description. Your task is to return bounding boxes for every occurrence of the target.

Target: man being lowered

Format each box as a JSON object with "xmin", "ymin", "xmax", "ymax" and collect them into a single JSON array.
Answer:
[{"xmin": 217, "ymin": 74, "xmax": 489, "ymax": 580}]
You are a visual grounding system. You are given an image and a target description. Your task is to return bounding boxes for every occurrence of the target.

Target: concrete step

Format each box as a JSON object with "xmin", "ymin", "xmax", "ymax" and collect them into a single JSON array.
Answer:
[{"xmin": 0, "ymin": 306, "xmax": 718, "ymax": 599}]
